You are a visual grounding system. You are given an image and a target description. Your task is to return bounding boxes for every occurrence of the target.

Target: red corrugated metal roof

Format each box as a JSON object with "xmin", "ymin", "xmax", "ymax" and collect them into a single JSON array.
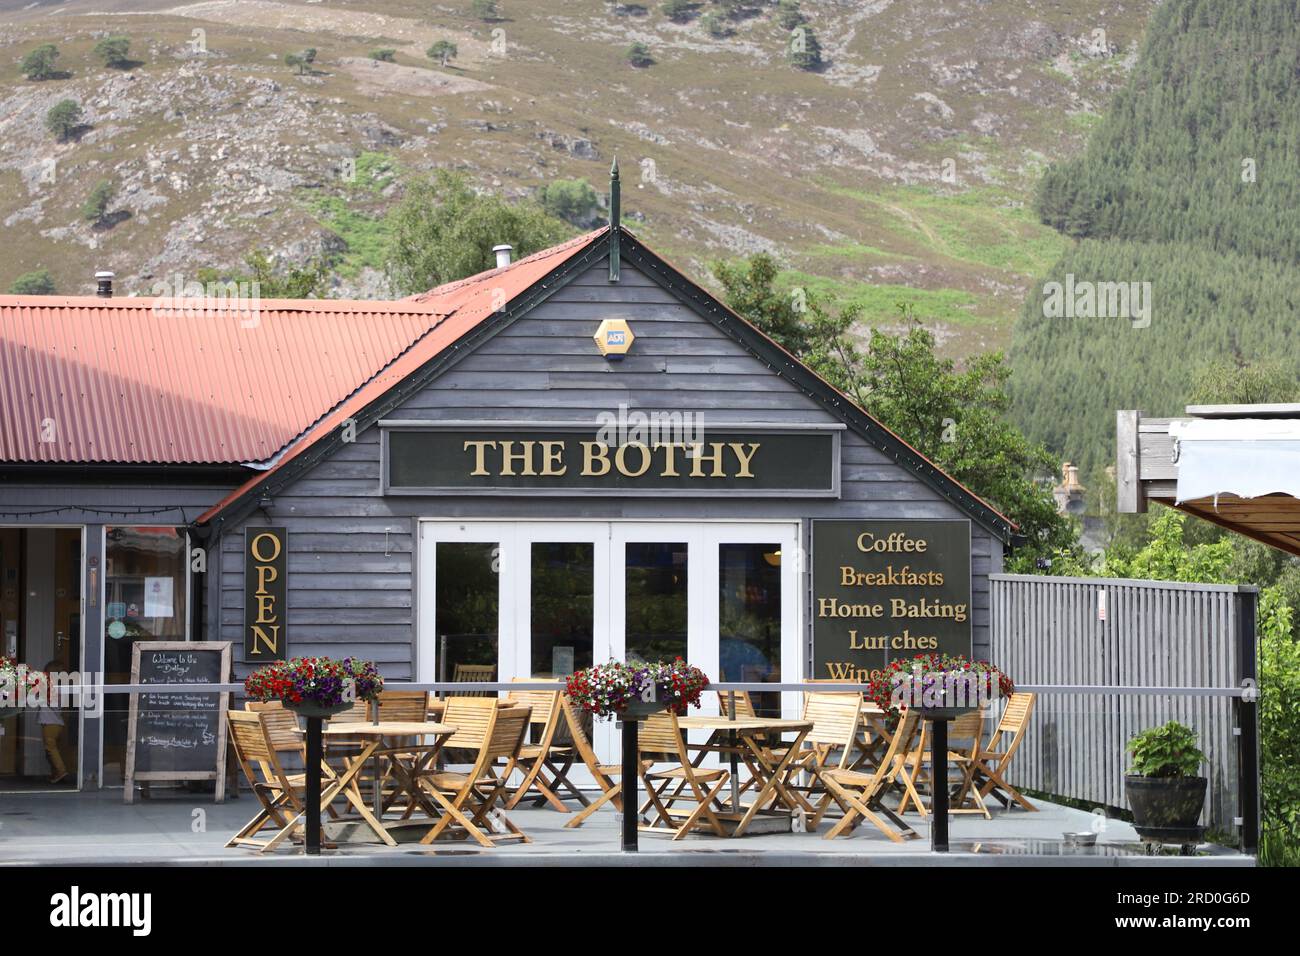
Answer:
[{"xmin": 0, "ymin": 228, "xmax": 605, "ymax": 468}]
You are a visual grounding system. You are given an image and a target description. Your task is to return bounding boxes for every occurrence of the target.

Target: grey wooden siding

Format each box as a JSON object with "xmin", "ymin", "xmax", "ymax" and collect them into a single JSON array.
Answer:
[
  {"xmin": 990, "ymin": 574, "xmax": 1251, "ymax": 834},
  {"xmin": 219, "ymin": 260, "xmax": 1002, "ymax": 675}
]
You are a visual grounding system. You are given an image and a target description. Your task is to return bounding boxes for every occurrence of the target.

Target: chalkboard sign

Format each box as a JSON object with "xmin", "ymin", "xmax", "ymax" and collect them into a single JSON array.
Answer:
[{"xmin": 124, "ymin": 642, "xmax": 231, "ymax": 804}]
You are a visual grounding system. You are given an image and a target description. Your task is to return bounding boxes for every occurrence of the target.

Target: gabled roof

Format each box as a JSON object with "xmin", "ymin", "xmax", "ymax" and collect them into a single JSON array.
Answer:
[
  {"xmin": 0, "ymin": 224, "xmax": 1013, "ymax": 541},
  {"xmin": 0, "ymin": 228, "xmax": 605, "ymax": 467}
]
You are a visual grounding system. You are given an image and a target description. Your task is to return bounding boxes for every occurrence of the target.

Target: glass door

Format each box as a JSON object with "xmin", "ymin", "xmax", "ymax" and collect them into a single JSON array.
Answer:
[{"xmin": 418, "ymin": 522, "xmax": 509, "ymax": 688}]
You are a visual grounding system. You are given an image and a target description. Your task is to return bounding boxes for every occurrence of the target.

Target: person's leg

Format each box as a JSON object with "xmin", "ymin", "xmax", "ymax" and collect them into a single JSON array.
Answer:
[{"xmin": 42, "ymin": 725, "xmax": 68, "ymax": 781}]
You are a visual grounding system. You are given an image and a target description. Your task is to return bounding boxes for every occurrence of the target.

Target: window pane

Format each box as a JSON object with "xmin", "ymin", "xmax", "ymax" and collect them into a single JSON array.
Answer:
[
  {"xmin": 103, "ymin": 527, "xmax": 188, "ymax": 786},
  {"xmin": 625, "ymin": 542, "xmax": 687, "ymax": 665},
  {"xmin": 531, "ymin": 542, "xmax": 594, "ymax": 677},
  {"xmin": 719, "ymin": 543, "xmax": 782, "ymax": 717},
  {"xmin": 435, "ymin": 542, "xmax": 499, "ymax": 691}
]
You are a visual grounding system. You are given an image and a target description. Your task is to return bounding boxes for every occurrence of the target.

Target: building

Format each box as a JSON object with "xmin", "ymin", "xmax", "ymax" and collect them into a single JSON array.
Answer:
[{"xmin": 1, "ymin": 190, "xmax": 1014, "ymax": 790}]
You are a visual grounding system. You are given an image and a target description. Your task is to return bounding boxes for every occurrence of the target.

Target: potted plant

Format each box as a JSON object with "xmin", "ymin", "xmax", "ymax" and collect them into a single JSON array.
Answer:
[
  {"xmin": 244, "ymin": 656, "xmax": 384, "ymax": 718},
  {"xmin": 1125, "ymin": 720, "xmax": 1207, "ymax": 829},
  {"xmin": 566, "ymin": 657, "xmax": 710, "ymax": 720},
  {"xmin": 866, "ymin": 652, "xmax": 1014, "ymax": 720}
]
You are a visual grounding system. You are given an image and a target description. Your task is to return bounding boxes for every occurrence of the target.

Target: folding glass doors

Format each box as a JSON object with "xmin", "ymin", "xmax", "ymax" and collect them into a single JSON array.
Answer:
[{"xmin": 417, "ymin": 520, "xmax": 801, "ymax": 729}]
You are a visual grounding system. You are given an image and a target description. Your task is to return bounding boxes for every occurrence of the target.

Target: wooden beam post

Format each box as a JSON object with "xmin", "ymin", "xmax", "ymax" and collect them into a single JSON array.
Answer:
[{"xmin": 1116, "ymin": 409, "xmax": 1146, "ymax": 513}]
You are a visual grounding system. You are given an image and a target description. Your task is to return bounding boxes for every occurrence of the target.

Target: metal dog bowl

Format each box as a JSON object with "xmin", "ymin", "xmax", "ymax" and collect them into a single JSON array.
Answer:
[{"xmin": 1063, "ymin": 831, "xmax": 1097, "ymax": 848}]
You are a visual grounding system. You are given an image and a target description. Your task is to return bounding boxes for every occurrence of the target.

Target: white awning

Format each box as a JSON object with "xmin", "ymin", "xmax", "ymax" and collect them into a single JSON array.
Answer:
[{"xmin": 1170, "ymin": 419, "xmax": 1300, "ymax": 503}]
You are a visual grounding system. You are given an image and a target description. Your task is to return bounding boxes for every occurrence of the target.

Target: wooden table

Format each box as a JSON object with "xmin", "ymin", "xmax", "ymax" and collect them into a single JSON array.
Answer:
[
  {"xmin": 321, "ymin": 721, "xmax": 456, "ymax": 845},
  {"xmin": 676, "ymin": 716, "xmax": 813, "ymax": 836}
]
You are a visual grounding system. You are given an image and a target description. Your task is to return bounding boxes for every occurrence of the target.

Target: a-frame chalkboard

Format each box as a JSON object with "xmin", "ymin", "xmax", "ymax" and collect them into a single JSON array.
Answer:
[{"xmin": 124, "ymin": 642, "xmax": 231, "ymax": 804}]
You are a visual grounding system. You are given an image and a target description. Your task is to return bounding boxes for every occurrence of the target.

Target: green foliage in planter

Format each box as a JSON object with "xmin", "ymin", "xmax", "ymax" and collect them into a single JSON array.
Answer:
[{"xmin": 1127, "ymin": 720, "xmax": 1205, "ymax": 778}]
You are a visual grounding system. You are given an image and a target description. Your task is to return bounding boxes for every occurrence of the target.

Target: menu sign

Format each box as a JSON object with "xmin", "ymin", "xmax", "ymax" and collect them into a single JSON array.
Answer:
[
  {"xmin": 811, "ymin": 520, "xmax": 971, "ymax": 682},
  {"xmin": 124, "ymin": 642, "xmax": 231, "ymax": 804}
]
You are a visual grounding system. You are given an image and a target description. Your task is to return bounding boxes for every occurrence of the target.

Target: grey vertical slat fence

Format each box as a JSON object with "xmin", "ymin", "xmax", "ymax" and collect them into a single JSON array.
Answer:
[{"xmin": 990, "ymin": 574, "xmax": 1253, "ymax": 835}]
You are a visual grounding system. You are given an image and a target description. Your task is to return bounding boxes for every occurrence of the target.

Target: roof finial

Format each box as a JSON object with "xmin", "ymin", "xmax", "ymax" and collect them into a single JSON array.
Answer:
[{"xmin": 608, "ymin": 154, "xmax": 621, "ymax": 283}]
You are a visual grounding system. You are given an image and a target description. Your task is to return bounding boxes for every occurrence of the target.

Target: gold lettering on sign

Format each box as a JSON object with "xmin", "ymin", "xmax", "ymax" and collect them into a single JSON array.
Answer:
[
  {"xmin": 728, "ymin": 442, "xmax": 759, "ymax": 478},
  {"xmin": 248, "ymin": 531, "xmax": 283, "ymax": 657},
  {"xmin": 658, "ymin": 442, "xmax": 683, "ymax": 477},
  {"xmin": 582, "ymin": 441, "xmax": 612, "ymax": 476},
  {"xmin": 689, "ymin": 442, "xmax": 726, "ymax": 478},
  {"xmin": 539, "ymin": 440, "xmax": 567, "ymax": 476},
  {"xmin": 615, "ymin": 442, "xmax": 652, "ymax": 477},
  {"xmin": 499, "ymin": 440, "xmax": 538, "ymax": 477},
  {"xmin": 463, "ymin": 440, "xmax": 497, "ymax": 476}
]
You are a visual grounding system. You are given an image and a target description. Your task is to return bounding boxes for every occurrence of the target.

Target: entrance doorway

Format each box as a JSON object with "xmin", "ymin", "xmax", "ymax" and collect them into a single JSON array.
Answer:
[
  {"xmin": 417, "ymin": 520, "xmax": 800, "ymax": 761},
  {"xmin": 0, "ymin": 527, "xmax": 84, "ymax": 790}
]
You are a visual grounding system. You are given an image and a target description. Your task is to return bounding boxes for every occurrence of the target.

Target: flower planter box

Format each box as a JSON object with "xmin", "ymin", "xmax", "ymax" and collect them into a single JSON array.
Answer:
[{"xmin": 1125, "ymin": 775, "xmax": 1207, "ymax": 830}]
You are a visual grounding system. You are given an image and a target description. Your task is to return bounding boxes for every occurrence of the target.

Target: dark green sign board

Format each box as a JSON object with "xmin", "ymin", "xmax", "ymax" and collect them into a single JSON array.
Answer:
[
  {"xmin": 811, "ymin": 520, "xmax": 971, "ymax": 682},
  {"xmin": 244, "ymin": 527, "xmax": 287, "ymax": 661},
  {"xmin": 384, "ymin": 427, "xmax": 839, "ymax": 496}
]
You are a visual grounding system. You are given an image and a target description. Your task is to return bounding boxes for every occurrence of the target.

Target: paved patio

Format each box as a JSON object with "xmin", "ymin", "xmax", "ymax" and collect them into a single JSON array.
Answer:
[{"xmin": 0, "ymin": 787, "xmax": 1252, "ymax": 866}]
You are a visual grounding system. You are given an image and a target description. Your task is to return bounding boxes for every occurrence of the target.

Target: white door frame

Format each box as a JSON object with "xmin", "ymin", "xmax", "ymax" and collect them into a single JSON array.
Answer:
[{"xmin": 417, "ymin": 518, "xmax": 802, "ymax": 761}]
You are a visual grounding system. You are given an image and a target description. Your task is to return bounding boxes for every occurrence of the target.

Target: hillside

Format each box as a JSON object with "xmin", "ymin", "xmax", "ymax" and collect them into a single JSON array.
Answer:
[
  {"xmin": 1009, "ymin": 0, "xmax": 1300, "ymax": 474},
  {"xmin": 0, "ymin": 0, "xmax": 1157, "ymax": 357}
]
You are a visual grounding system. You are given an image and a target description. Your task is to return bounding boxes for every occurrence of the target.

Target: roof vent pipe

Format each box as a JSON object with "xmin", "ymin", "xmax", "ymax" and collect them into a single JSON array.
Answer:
[
  {"xmin": 493, "ymin": 244, "xmax": 512, "ymax": 269},
  {"xmin": 95, "ymin": 271, "xmax": 114, "ymax": 298}
]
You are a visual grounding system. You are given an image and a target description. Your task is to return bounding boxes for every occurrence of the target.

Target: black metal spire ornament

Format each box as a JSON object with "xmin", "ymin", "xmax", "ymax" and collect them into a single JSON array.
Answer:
[{"xmin": 608, "ymin": 155, "xmax": 621, "ymax": 283}]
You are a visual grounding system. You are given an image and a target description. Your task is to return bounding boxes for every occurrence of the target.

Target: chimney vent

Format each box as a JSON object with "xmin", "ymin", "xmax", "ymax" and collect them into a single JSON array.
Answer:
[
  {"xmin": 493, "ymin": 244, "xmax": 512, "ymax": 269},
  {"xmin": 95, "ymin": 271, "xmax": 114, "ymax": 298}
]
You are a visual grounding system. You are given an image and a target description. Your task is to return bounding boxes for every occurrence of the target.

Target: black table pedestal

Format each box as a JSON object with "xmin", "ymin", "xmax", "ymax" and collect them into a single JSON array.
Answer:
[
  {"xmin": 305, "ymin": 715, "xmax": 323, "ymax": 855},
  {"xmin": 929, "ymin": 717, "xmax": 950, "ymax": 853},
  {"xmin": 620, "ymin": 717, "xmax": 639, "ymax": 852}
]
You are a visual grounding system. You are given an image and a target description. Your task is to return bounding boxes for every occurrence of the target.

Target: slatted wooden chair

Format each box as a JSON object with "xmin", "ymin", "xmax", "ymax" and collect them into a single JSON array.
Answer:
[
  {"xmin": 418, "ymin": 704, "xmax": 532, "ymax": 848},
  {"xmin": 716, "ymin": 689, "xmax": 757, "ymax": 718},
  {"xmin": 820, "ymin": 712, "xmax": 922, "ymax": 842},
  {"xmin": 226, "ymin": 709, "xmax": 346, "ymax": 852},
  {"xmin": 972, "ymin": 692, "xmax": 1038, "ymax": 811},
  {"xmin": 561, "ymin": 695, "xmax": 625, "ymax": 829},
  {"xmin": 791, "ymin": 692, "xmax": 868, "ymax": 820},
  {"xmin": 450, "ymin": 662, "xmax": 496, "ymax": 697},
  {"xmin": 503, "ymin": 680, "xmax": 584, "ymax": 812},
  {"xmin": 636, "ymin": 710, "xmax": 732, "ymax": 840},
  {"xmin": 896, "ymin": 710, "xmax": 991, "ymax": 819}
]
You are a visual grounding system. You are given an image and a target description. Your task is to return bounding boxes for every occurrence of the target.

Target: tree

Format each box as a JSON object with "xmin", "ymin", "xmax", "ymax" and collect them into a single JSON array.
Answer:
[
  {"xmin": 787, "ymin": 25, "xmax": 822, "ymax": 70},
  {"xmin": 81, "ymin": 179, "xmax": 116, "ymax": 225},
  {"xmin": 1189, "ymin": 359, "xmax": 1300, "ymax": 406},
  {"xmin": 93, "ymin": 36, "xmax": 132, "ymax": 69},
  {"xmin": 541, "ymin": 178, "xmax": 599, "ymax": 225},
  {"xmin": 661, "ymin": 0, "xmax": 692, "ymax": 22},
  {"xmin": 385, "ymin": 169, "xmax": 573, "ymax": 295},
  {"xmin": 626, "ymin": 42, "xmax": 654, "ymax": 67},
  {"xmin": 197, "ymin": 248, "xmax": 330, "ymax": 299},
  {"xmin": 369, "ymin": 48, "xmax": 396, "ymax": 62},
  {"xmin": 45, "ymin": 99, "xmax": 84, "ymax": 142},
  {"xmin": 471, "ymin": 0, "xmax": 500, "ymax": 20},
  {"xmin": 427, "ymin": 40, "xmax": 458, "ymax": 68},
  {"xmin": 20, "ymin": 44, "xmax": 60, "ymax": 81},
  {"xmin": 776, "ymin": 0, "xmax": 806, "ymax": 31},
  {"xmin": 285, "ymin": 48, "xmax": 316, "ymax": 75},
  {"xmin": 714, "ymin": 252, "xmax": 1077, "ymax": 571},
  {"xmin": 8, "ymin": 269, "xmax": 56, "ymax": 295}
]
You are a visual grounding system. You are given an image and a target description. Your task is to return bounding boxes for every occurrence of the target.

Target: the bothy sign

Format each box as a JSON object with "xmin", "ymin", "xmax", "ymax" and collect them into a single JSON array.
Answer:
[
  {"xmin": 383, "ymin": 425, "xmax": 840, "ymax": 495},
  {"xmin": 812, "ymin": 520, "xmax": 972, "ymax": 682},
  {"xmin": 244, "ymin": 527, "xmax": 288, "ymax": 660}
]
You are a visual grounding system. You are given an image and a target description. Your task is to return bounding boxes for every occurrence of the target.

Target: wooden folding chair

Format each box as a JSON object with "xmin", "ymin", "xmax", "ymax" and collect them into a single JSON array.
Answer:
[
  {"xmin": 450, "ymin": 663, "xmax": 496, "ymax": 697},
  {"xmin": 896, "ymin": 710, "xmax": 991, "ymax": 818},
  {"xmin": 225, "ymin": 710, "xmax": 360, "ymax": 852},
  {"xmin": 973, "ymin": 692, "xmax": 1038, "ymax": 811},
  {"xmin": 419, "ymin": 704, "xmax": 532, "ymax": 848},
  {"xmin": 503, "ymin": 680, "xmax": 584, "ymax": 812},
  {"xmin": 636, "ymin": 710, "xmax": 732, "ymax": 840},
  {"xmin": 775, "ymin": 691, "xmax": 864, "ymax": 824},
  {"xmin": 820, "ymin": 712, "xmax": 922, "ymax": 842},
  {"xmin": 561, "ymin": 695, "xmax": 625, "ymax": 829}
]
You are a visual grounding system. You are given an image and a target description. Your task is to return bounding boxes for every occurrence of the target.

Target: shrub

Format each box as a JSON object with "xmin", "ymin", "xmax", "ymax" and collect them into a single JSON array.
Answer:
[
  {"xmin": 20, "ymin": 44, "xmax": 60, "ymax": 81},
  {"xmin": 81, "ymin": 178, "xmax": 115, "ymax": 224},
  {"xmin": 661, "ymin": 0, "xmax": 692, "ymax": 22},
  {"xmin": 626, "ymin": 42, "xmax": 653, "ymax": 67},
  {"xmin": 369, "ymin": 48, "xmax": 396, "ymax": 62},
  {"xmin": 8, "ymin": 269, "xmax": 57, "ymax": 295},
  {"xmin": 93, "ymin": 36, "xmax": 132, "ymax": 69},
  {"xmin": 427, "ymin": 40, "xmax": 458, "ymax": 67},
  {"xmin": 787, "ymin": 25, "xmax": 822, "ymax": 70},
  {"xmin": 471, "ymin": 0, "xmax": 500, "ymax": 20},
  {"xmin": 45, "ymin": 99, "xmax": 83, "ymax": 141}
]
